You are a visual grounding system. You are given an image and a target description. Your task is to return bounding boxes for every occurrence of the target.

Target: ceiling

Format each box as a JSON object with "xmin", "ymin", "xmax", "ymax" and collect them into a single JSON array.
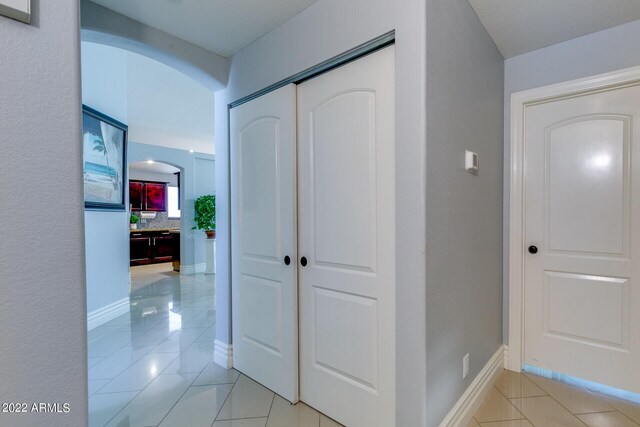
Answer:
[
  {"xmin": 130, "ymin": 161, "xmax": 180, "ymax": 175},
  {"xmin": 89, "ymin": 0, "xmax": 318, "ymax": 57},
  {"xmin": 468, "ymin": 0, "xmax": 640, "ymax": 58},
  {"xmin": 90, "ymin": 0, "xmax": 640, "ymax": 60}
]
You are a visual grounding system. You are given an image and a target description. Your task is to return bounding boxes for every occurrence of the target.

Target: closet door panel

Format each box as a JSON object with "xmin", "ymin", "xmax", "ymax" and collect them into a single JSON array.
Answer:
[
  {"xmin": 298, "ymin": 46, "xmax": 396, "ymax": 427},
  {"xmin": 230, "ymin": 84, "xmax": 298, "ymax": 403}
]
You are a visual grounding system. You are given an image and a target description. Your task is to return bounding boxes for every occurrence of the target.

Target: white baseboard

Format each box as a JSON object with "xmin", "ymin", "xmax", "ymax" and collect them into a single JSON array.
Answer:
[
  {"xmin": 439, "ymin": 345, "xmax": 505, "ymax": 427},
  {"xmin": 214, "ymin": 339, "xmax": 233, "ymax": 369},
  {"xmin": 87, "ymin": 297, "xmax": 130, "ymax": 331},
  {"xmin": 180, "ymin": 263, "xmax": 207, "ymax": 275},
  {"xmin": 503, "ymin": 345, "xmax": 511, "ymax": 370}
]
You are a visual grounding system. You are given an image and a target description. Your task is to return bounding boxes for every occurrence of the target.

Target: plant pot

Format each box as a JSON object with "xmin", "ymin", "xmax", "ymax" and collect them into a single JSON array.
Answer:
[
  {"xmin": 205, "ymin": 230, "xmax": 215, "ymax": 239},
  {"xmin": 130, "ymin": 223, "xmax": 137, "ymax": 230}
]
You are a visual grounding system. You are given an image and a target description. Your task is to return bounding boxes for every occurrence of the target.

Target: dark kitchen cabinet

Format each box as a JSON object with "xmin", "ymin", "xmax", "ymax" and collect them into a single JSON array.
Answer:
[
  {"xmin": 130, "ymin": 234, "xmax": 152, "ymax": 263},
  {"xmin": 129, "ymin": 181, "xmax": 144, "ymax": 211},
  {"xmin": 130, "ymin": 230, "xmax": 179, "ymax": 266},
  {"xmin": 145, "ymin": 182, "xmax": 167, "ymax": 211},
  {"xmin": 152, "ymin": 233, "xmax": 173, "ymax": 262},
  {"xmin": 129, "ymin": 180, "xmax": 167, "ymax": 212}
]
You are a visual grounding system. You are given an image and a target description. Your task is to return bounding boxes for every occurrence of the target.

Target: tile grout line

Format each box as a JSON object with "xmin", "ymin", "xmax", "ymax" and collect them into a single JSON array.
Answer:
[
  {"xmin": 575, "ymin": 408, "xmax": 640, "ymax": 426},
  {"xmin": 99, "ymin": 350, "xmax": 184, "ymax": 426},
  {"xmin": 211, "ymin": 415, "xmax": 271, "ymax": 427},
  {"xmin": 615, "ymin": 409, "xmax": 640, "ymax": 426},
  {"xmin": 490, "ymin": 384, "xmax": 529, "ymax": 423},
  {"xmin": 265, "ymin": 392, "xmax": 276, "ymax": 425},
  {"xmin": 573, "ymin": 409, "xmax": 619, "ymax": 415},
  {"xmin": 92, "ymin": 349, "xmax": 180, "ymax": 397},
  {"xmin": 517, "ymin": 373, "xmax": 591, "ymax": 427},
  {"xmin": 211, "ymin": 371, "xmax": 242, "ymax": 424},
  {"xmin": 154, "ymin": 366, "xmax": 201, "ymax": 427},
  {"xmin": 101, "ymin": 387, "xmax": 146, "ymax": 426}
]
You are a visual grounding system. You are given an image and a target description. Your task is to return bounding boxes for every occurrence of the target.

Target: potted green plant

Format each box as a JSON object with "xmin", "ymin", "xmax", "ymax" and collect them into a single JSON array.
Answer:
[
  {"xmin": 130, "ymin": 213, "xmax": 140, "ymax": 230},
  {"xmin": 193, "ymin": 194, "xmax": 216, "ymax": 238}
]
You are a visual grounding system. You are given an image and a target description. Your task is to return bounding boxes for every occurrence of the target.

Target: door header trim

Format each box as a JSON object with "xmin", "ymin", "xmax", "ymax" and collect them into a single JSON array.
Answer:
[{"xmin": 508, "ymin": 64, "xmax": 640, "ymax": 372}]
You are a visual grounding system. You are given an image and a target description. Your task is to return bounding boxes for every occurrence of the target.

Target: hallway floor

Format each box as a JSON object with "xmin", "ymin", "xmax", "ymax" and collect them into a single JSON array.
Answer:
[
  {"xmin": 88, "ymin": 263, "xmax": 342, "ymax": 427},
  {"xmin": 469, "ymin": 369, "xmax": 640, "ymax": 426}
]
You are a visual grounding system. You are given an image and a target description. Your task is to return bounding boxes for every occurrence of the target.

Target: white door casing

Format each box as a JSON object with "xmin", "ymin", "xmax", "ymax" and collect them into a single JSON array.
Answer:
[
  {"xmin": 297, "ymin": 46, "xmax": 396, "ymax": 427},
  {"xmin": 509, "ymin": 66, "xmax": 640, "ymax": 393},
  {"xmin": 230, "ymin": 84, "xmax": 298, "ymax": 402}
]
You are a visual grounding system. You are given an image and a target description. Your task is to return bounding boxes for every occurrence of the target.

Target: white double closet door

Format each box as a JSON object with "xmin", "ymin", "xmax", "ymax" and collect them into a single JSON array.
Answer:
[{"xmin": 230, "ymin": 46, "xmax": 395, "ymax": 427}]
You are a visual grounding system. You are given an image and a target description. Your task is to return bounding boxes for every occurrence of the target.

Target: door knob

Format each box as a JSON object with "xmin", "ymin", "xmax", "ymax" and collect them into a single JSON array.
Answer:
[
  {"xmin": 528, "ymin": 245, "xmax": 538, "ymax": 254},
  {"xmin": 284, "ymin": 255, "xmax": 291, "ymax": 265},
  {"xmin": 300, "ymin": 256, "xmax": 308, "ymax": 267}
]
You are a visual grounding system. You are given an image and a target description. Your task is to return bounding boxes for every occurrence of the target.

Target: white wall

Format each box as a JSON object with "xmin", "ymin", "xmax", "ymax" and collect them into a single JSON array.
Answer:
[
  {"xmin": 0, "ymin": 1, "xmax": 88, "ymax": 425},
  {"xmin": 214, "ymin": 0, "xmax": 428, "ymax": 424},
  {"xmin": 503, "ymin": 18, "xmax": 640, "ymax": 341},
  {"xmin": 425, "ymin": 1, "xmax": 504, "ymax": 425}
]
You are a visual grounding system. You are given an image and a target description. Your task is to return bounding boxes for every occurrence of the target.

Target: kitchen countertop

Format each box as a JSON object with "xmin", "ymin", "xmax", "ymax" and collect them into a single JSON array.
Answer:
[{"xmin": 130, "ymin": 228, "xmax": 180, "ymax": 233}]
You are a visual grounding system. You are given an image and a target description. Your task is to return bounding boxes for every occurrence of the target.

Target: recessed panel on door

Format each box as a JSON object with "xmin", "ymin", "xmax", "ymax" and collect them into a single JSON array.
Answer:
[
  {"xmin": 312, "ymin": 90, "xmax": 377, "ymax": 272},
  {"xmin": 524, "ymin": 83, "xmax": 640, "ymax": 393},
  {"xmin": 544, "ymin": 271, "xmax": 628, "ymax": 349},
  {"xmin": 231, "ymin": 84, "xmax": 298, "ymax": 403},
  {"xmin": 241, "ymin": 273, "xmax": 283, "ymax": 354},
  {"xmin": 314, "ymin": 287, "xmax": 378, "ymax": 389},
  {"xmin": 298, "ymin": 46, "xmax": 395, "ymax": 427},
  {"xmin": 239, "ymin": 118, "xmax": 281, "ymax": 261},
  {"xmin": 546, "ymin": 116, "xmax": 629, "ymax": 257}
]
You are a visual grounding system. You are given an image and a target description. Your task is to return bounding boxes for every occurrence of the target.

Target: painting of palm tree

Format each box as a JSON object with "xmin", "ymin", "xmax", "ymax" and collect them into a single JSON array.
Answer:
[{"xmin": 82, "ymin": 105, "xmax": 128, "ymax": 210}]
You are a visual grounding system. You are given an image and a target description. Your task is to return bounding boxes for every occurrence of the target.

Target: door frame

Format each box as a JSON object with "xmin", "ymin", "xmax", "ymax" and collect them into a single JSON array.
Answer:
[{"xmin": 508, "ymin": 64, "xmax": 640, "ymax": 372}]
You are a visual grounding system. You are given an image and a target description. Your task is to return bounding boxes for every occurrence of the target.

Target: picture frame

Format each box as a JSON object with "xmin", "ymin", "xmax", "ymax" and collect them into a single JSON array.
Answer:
[{"xmin": 82, "ymin": 105, "xmax": 128, "ymax": 211}]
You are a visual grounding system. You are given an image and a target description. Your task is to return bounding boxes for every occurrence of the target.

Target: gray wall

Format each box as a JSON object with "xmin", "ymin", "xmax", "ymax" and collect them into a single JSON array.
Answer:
[
  {"xmin": 214, "ymin": 0, "xmax": 428, "ymax": 424},
  {"xmin": 0, "ymin": 1, "xmax": 88, "ymax": 426},
  {"xmin": 503, "ymin": 18, "xmax": 640, "ymax": 342},
  {"xmin": 425, "ymin": 1, "xmax": 504, "ymax": 425}
]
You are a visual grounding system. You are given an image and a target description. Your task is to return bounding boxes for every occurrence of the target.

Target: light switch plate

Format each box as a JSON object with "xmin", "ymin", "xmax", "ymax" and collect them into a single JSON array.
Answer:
[
  {"xmin": 0, "ymin": 0, "xmax": 30, "ymax": 24},
  {"xmin": 465, "ymin": 150, "xmax": 478, "ymax": 173}
]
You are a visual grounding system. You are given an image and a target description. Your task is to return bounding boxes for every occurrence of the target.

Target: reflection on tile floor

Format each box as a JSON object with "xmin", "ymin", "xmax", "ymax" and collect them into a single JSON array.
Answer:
[
  {"xmin": 88, "ymin": 263, "xmax": 343, "ymax": 427},
  {"xmin": 469, "ymin": 369, "xmax": 640, "ymax": 426}
]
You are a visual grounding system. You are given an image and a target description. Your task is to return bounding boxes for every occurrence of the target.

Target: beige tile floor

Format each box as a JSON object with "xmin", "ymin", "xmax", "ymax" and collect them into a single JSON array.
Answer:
[
  {"xmin": 89, "ymin": 263, "xmax": 344, "ymax": 427},
  {"xmin": 468, "ymin": 370, "xmax": 640, "ymax": 426}
]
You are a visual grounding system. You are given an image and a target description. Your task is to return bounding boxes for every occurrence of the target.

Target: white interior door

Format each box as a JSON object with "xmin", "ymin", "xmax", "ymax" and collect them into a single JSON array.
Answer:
[
  {"xmin": 298, "ymin": 46, "xmax": 396, "ymax": 427},
  {"xmin": 230, "ymin": 84, "xmax": 298, "ymax": 402},
  {"xmin": 524, "ymin": 83, "xmax": 640, "ymax": 393}
]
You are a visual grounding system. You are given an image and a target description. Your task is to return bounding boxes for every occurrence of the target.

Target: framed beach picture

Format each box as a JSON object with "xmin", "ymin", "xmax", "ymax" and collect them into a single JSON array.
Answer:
[{"xmin": 82, "ymin": 105, "xmax": 128, "ymax": 210}]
